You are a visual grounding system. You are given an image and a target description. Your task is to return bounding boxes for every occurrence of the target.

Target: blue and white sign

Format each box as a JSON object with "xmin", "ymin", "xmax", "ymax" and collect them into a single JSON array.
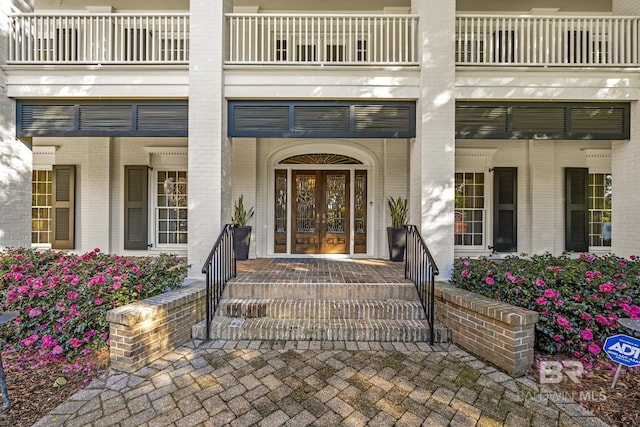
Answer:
[{"xmin": 604, "ymin": 334, "xmax": 640, "ymax": 367}]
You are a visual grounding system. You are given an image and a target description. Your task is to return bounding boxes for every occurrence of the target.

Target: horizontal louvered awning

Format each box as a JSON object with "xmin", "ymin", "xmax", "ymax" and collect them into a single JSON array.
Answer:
[
  {"xmin": 228, "ymin": 101, "xmax": 416, "ymax": 138},
  {"xmin": 17, "ymin": 100, "xmax": 188, "ymax": 137},
  {"xmin": 456, "ymin": 102, "xmax": 629, "ymax": 140}
]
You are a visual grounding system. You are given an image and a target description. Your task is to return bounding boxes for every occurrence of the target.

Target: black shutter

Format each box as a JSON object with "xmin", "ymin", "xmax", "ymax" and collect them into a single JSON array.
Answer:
[
  {"xmin": 124, "ymin": 166, "xmax": 149, "ymax": 250},
  {"xmin": 566, "ymin": 168, "xmax": 589, "ymax": 252},
  {"xmin": 51, "ymin": 165, "xmax": 75, "ymax": 249},
  {"xmin": 493, "ymin": 168, "xmax": 517, "ymax": 252}
]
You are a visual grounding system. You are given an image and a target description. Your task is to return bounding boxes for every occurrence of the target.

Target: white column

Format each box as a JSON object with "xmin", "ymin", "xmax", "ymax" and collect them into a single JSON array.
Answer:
[
  {"xmin": 611, "ymin": 1, "xmax": 640, "ymax": 258},
  {"xmin": 0, "ymin": 0, "xmax": 34, "ymax": 250},
  {"xmin": 188, "ymin": 0, "xmax": 233, "ymax": 276},
  {"xmin": 410, "ymin": 0, "xmax": 456, "ymax": 278},
  {"xmin": 612, "ymin": 105, "xmax": 640, "ymax": 257}
]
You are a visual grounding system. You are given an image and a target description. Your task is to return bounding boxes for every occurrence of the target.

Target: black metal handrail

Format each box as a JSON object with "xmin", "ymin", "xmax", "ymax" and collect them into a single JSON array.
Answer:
[
  {"xmin": 202, "ymin": 224, "xmax": 236, "ymax": 339},
  {"xmin": 404, "ymin": 225, "xmax": 439, "ymax": 345}
]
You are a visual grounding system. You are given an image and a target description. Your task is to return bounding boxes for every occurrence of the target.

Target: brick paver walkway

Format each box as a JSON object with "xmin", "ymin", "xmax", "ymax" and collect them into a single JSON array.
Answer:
[{"xmin": 33, "ymin": 340, "xmax": 608, "ymax": 427}]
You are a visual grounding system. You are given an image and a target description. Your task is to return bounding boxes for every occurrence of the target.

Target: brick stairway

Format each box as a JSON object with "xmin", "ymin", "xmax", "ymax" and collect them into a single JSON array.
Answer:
[{"xmin": 192, "ymin": 258, "xmax": 449, "ymax": 342}]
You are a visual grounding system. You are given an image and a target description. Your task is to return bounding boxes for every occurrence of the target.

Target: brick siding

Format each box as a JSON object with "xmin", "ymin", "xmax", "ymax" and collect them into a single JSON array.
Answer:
[
  {"xmin": 435, "ymin": 283, "xmax": 539, "ymax": 377},
  {"xmin": 107, "ymin": 281, "xmax": 206, "ymax": 372}
]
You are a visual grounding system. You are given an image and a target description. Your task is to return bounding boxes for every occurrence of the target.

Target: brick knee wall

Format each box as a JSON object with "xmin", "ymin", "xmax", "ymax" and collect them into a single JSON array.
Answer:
[
  {"xmin": 435, "ymin": 283, "xmax": 539, "ymax": 377},
  {"xmin": 106, "ymin": 280, "xmax": 206, "ymax": 373}
]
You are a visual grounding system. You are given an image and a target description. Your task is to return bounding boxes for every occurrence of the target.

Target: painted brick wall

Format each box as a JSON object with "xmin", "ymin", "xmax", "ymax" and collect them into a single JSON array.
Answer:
[
  {"xmin": 187, "ymin": 0, "xmax": 233, "ymax": 276},
  {"xmin": 82, "ymin": 138, "xmax": 111, "ymax": 252},
  {"xmin": 232, "ymin": 138, "xmax": 257, "ymax": 257},
  {"xmin": 612, "ymin": 106, "xmax": 640, "ymax": 258},
  {"xmin": 411, "ymin": 0, "xmax": 456, "ymax": 278},
  {"xmin": 0, "ymin": 0, "xmax": 34, "ymax": 250},
  {"xmin": 611, "ymin": 1, "xmax": 640, "ymax": 258},
  {"xmin": 528, "ymin": 141, "xmax": 557, "ymax": 254}
]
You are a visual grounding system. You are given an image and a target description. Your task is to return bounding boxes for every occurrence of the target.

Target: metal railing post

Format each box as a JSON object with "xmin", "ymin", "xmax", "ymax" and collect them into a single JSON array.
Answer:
[
  {"xmin": 202, "ymin": 224, "xmax": 236, "ymax": 340},
  {"xmin": 404, "ymin": 225, "xmax": 439, "ymax": 345}
]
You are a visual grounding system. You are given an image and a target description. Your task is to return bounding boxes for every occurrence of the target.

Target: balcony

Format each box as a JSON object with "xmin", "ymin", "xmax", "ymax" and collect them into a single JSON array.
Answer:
[
  {"xmin": 456, "ymin": 14, "xmax": 640, "ymax": 66},
  {"xmin": 226, "ymin": 13, "xmax": 419, "ymax": 66},
  {"xmin": 7, "ymin": 12, "xmax": 640, "ymax": 68},
  {"xmin": 8, "ymin": 13, "xmax": 189, "ymax": 64}
]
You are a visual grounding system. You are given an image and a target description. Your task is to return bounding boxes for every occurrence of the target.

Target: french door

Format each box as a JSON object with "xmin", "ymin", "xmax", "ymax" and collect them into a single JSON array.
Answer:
[{"xmin": 291, "ymin": 170, "xmax": 350, "ymax": 254}]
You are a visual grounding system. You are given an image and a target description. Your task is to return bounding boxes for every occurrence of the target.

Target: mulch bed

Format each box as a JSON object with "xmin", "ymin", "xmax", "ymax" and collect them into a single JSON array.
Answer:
[
  {"xmin": 0, "ymin": 348, "xmax": 108, "ymax": 427},
  {"xmin": 532, "ymin": 352, "xmax": 640, "ymax": 427}
]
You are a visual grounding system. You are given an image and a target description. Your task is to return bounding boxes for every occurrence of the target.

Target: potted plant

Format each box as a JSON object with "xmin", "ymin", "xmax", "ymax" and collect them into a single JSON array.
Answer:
[
  {"xmin": 387, "ymin": 196, "xmax": 408, "ymax": 262},
  {"xmin": 232, "ymin": 195, "xmax": 254, "ymax": 260}
]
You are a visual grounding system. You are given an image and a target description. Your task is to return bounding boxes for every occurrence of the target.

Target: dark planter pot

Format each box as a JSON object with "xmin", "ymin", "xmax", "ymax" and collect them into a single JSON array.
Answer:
[
  {"xmin": 233, "ymin": 226, "xmax": 252, "ymax": 260},
  {"xmin": 387, "ymin": 227, "xmax": 407, "ymax": 262}
]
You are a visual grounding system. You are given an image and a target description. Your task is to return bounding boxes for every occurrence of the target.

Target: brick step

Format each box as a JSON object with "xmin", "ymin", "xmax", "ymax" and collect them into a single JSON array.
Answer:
[
  {"xmin": 216, "ymin": 298, "xmax": 427, "ymax": 320},
  {"xmin": 222, "ymin": 281, "xmax": 420, "ymax": 300},
  {"xmin": 192, "ymin": 317, "xmax": 450, "ymax": 343}
]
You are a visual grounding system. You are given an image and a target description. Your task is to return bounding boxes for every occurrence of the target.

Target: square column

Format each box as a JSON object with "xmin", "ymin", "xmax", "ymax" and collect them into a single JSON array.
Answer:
[
  {"xmin": 0, "ymin": 0, "xmax": 34, "ymax": 250},
  {"xmin": 188, "ymin": 0, "xmax": 233, "ymax": 276},
  {"xmin": 612, "ymin": 0, "xmax": 640, "ymax": 257},
  {"xmin": 410, "ymin": 0, "xmax": 456, "ymax": 278}
]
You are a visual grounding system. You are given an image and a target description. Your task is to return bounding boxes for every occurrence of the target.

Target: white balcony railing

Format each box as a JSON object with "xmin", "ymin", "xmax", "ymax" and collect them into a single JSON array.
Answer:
[
  {"xmin": 8, "ymin": 13, "xmax": 189, "ymax": 64},
  {"xmin": 227, "ymin": 13, "xmax": 419, "ymax": 65},
  {"xmin": 8, "ymin": 12, "xmax": 640, "ymax": 68},
  {"xmin": 456, "ymin": 14, "xmax": 640, "ymax": 66}
]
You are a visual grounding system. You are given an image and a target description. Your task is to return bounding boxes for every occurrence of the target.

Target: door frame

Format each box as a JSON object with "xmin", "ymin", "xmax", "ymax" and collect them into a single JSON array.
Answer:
[
  {"xmin": 269, "ymin": 164, "xmax": 373, "ymax": 257},
  {"xmin": 265, "ymin": 142, "xmax": 378, "ymax": 258}
]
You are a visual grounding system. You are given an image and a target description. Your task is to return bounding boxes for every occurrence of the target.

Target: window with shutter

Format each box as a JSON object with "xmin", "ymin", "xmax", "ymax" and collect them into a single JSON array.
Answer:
[
  {"xmin": 493, "ymin": 168, "xmax": 517, "ymax": 252},
  {"xmin": 51, "ymin": 165, "xmax": 75, "ymax": 249},
  {"xmin": 566, "ymin": 168, "xmax": 589, "ymax": 252},
  {"xmin": 124, "ymin": 166, "xmax": 149, "ymax": 250}
]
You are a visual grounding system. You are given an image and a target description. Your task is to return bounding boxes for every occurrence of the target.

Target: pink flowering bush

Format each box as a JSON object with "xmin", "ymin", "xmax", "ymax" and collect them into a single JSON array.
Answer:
[
  {"xmin": 452, "ymin": 253, "xmax": 640, "ymax": 368},
  {"xmin": 0, "ymin": 248, "xmax": 186, "ymax": 361}
]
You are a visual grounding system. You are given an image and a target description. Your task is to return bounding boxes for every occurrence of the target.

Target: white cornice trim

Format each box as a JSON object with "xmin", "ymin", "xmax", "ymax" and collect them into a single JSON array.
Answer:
[
  {"xmin": 32, "ymin": 146, "xmax": 57, "ymax": 155},
  {"xmin": 582, "ymin": 148, "xmax": 611, "ymax": 159},
  {"xmin": 143, "ymin": 147, "xmax": 187, "ymax": 156},
  {"xmin": 455, "ymin": 148, "xmax": 499, "ymax": 158}
]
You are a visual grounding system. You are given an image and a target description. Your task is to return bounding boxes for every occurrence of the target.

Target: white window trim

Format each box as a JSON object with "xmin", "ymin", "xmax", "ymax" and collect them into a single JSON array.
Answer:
[
  {"xmin": 32, "ymin": 146, "xmax": 56, "ymax": 248},
  {"xmin": 583, "ymin": 148, "xmax": 612, "ymax": 252},
  {"xmin": 149, "ymin": 167, "xmax": 188, "ymax": 252},
  {"xmin": 144, "ymin": 146, "xmax": 188, "ymax": 254},
  {"xmin": 454, "ymin": 148, "xmax": 499, "ymax": 256}
]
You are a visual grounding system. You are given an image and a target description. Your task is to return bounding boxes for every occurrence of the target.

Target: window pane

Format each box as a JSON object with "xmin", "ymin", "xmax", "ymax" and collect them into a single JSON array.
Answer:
[
  {"xmin": 588, "ymin": 173, "xmax": 612, "ymax": 247},
  {"xmin": 156, "ymin": 170, "xmax": 188, "ymax": 245},
  {"xmin": 31, "ymin": 170, "xmax": 52, "ymax": 244},
  {"xmin": 455, "ymin": 172, "xmax": 485, "ymax": 247}
]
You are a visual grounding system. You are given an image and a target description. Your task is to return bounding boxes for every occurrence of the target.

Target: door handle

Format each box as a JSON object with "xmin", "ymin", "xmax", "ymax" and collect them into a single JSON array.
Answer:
[{"xmin": 321, "ymin": 213, "xmax": 326, "ymax": 224}]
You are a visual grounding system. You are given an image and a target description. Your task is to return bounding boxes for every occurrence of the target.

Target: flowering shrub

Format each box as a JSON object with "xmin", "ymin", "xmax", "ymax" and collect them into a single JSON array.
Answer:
[
  {"xmin": 452, "ymin": 253, "xmax": 640, "ymax": 368},
  {"xmin": 0, "ymin": 248, "xmax": 187, "ymax": 362}
]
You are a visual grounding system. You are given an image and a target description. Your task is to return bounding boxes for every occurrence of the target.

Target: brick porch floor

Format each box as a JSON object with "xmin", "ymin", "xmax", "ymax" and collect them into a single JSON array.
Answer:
[{"xmin": 234, "ymin": 258, "xmax": 410, "ymax": 284}]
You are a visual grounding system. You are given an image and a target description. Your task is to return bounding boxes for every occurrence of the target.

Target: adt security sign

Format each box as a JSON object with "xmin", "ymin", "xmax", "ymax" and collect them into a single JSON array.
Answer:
[{"xmin": 604, "ymin": 334, "xmax": 640, "ymax": 367}]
